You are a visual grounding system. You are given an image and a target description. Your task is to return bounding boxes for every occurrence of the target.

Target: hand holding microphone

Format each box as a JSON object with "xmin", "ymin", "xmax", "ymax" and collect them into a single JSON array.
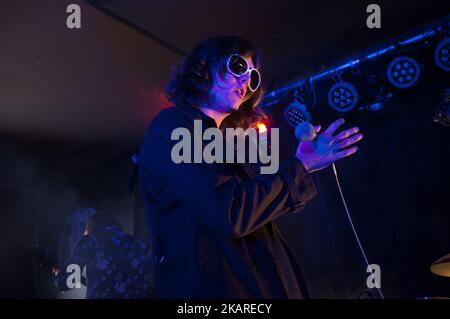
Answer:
[
  {"xmin": 295, "ymin": 119, "xmax": 363, "ymax": 173},
  {"xmin": 284, "ymin": 101, "xmax": 363, "ymax": 173}
]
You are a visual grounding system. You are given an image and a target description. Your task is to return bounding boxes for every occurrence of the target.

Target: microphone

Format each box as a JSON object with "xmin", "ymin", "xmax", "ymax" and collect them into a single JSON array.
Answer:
[
  {"xmin": 295, "ymin": 122, "xmax": 317, "ymax": 141},
  {"xmin": 284, "ymin": 101, "xmax": 316, "ymax": 141}
]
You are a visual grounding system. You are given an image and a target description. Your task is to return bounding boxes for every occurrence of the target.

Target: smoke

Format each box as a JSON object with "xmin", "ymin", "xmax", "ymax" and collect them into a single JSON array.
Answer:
[{"xmin": 0, "ymin": 137, "xmax": 136, "ymax": 297}]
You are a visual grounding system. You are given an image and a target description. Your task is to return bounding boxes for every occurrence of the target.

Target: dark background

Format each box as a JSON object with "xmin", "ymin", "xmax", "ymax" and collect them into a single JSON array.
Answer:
[{"xmin": 0, "ymin": 0, "xmax": 449, "ymax": 298}]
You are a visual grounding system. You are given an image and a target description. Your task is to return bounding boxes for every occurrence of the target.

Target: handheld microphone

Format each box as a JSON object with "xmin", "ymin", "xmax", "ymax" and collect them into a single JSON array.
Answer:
[{"xmin": 295, "ymin": 122, "xmax": 317, "ymax": 142}]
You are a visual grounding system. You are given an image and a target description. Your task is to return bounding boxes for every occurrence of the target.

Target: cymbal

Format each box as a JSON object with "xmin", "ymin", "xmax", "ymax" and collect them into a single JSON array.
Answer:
[{"xmin": 430, "ymin": 253, "xmax": 450, "ymax": 277}]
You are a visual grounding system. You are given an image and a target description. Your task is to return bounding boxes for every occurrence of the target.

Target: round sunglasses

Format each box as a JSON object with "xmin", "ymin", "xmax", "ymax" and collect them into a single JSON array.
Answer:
[{"xmin": 226, "ymin": 54, "xmax": 261, "ymax": 92}]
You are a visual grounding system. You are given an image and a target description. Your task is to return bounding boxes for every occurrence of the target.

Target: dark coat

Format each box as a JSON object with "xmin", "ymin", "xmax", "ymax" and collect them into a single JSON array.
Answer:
[{"xmin": 138, "ymin": 103, "xmax": 317, "ymax": 298}]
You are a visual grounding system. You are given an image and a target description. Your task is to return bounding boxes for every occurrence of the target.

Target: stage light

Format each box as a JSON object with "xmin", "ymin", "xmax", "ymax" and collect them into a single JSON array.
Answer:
[
  {"xmin": 387, "ymin": 56, "xmax": 420, "ymax": 88},
  {"xmin": 327, "ymin": 82, "xmax": 359, "ymax": 112},
  {"xmin": 256, "ymin": 122, "xmax": 267, "ymax": 133},
  {"xmin": 434, "ymin": 38, "xmax": 450, "ymax": 72},
  {"xmin": 284, "ymin": 100, "xmax": 311, "ymax": 127},
  {"xmin": 358, "ymin": 102, "xmax": 384, "ymax": 112}
]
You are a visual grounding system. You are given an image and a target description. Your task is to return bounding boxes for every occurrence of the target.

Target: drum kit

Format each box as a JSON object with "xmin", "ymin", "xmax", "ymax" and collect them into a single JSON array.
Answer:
[
  {"xmin": 418, "ymin": 253, "xmax": 450, "ymax": 299},
  {"xmin": 430, "ymin": 253, "xmax": 450, "ymax": 278}
]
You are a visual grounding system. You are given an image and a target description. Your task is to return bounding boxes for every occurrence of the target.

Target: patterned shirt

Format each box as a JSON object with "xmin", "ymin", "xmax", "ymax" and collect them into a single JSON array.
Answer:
[{"xmin": 56, "ymin": 226, "xmax": 152, "ymax": 299}]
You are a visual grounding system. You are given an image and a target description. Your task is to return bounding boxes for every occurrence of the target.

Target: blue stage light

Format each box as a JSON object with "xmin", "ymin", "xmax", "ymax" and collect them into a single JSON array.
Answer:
[
  {"xmin": 387, "ymin": 56, "xmax": 420, "ymax": 88},
  {"xmin": 284, "ymin": 100, "xmax": 311, "ymax": 127},
  {"xmin": 434, "ymin": 38, "xmax": 450, "ymax": 72},
  {"xmin": 327, "ymin": 82, "xmax": 358, "ymax": 112}
]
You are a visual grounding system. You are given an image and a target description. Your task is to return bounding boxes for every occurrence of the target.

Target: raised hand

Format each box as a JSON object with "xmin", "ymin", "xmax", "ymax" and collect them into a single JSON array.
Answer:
[{"xmin": 296, "ymin": 118, "xmax": 363, "ymax": 173}]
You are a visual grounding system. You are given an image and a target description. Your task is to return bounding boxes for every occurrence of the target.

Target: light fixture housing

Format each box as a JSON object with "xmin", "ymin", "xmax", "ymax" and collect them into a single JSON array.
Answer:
[
  {"xmin": 327, "ymin": 82, "xmax": 359, "ymax": 112},
  {"xmin": 434, "ymin": 37, "xmax": 450, "ymax": 72},
  {"xmin": 387, "ymin": 56, "xmax": 420, "ymax": 88},
  {"xmin": 284, "ymin": 100, "xmax": 311, "ymax": 127}
]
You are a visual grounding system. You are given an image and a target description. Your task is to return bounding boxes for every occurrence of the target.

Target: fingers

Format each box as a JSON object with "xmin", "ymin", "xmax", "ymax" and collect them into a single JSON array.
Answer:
[
  {"xmin": 332, "ymin": 146, "xmax": 358, "ymax": 161},
  {"xmin": 322, "ymin": 118, "xmax": 345, "ymax": 137},
  {"xmin": 315, "ymin": 125, "xmax": 321, "ymax": 133},
  {"xmin": 333, "ymin": 126, "xmax": 359, "ymax": 142},
  {"xmin": 335, "ymin": 133, "xmax": 363, "ymax": 149}
]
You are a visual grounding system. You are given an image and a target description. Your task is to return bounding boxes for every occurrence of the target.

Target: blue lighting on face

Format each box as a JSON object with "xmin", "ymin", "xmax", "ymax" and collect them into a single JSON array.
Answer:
[
  {"xmin": 328, "ymin": 82, "xmax": 358, "ymax": 112},
  {"xmin": 434, "ymin": 38, "xmax": 450, "ymax": 71},
  {"xmin": 387, "ymin": 57, "xmax": 420, "ymax": 88}
]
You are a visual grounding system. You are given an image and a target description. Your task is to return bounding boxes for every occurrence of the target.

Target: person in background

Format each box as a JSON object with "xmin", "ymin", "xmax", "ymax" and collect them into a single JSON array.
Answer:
[
  {"xmin": 57, "ymin": 207, "xmax": 96, "ymax": 267},
  {"xmin": 53, "ymin": 212, "xmax": 153, "ymax": 299}
]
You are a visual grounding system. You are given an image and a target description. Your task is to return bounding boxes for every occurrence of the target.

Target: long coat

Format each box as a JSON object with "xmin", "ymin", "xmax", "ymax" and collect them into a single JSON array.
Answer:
[{"xmin": 139, "ymin": 103, "xmax": 317, "ymax": 298}]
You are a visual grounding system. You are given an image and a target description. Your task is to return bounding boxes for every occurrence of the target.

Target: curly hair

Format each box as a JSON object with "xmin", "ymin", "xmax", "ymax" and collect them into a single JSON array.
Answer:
[{"xmin": 166, "ymin": 35, "xmax": 266, "ymax": 129}]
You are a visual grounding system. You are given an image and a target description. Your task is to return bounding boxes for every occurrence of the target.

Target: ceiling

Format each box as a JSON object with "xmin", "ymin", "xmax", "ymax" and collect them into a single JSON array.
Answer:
[
  {"xmin": 1, "ymin": 0, "xmax": 449, "ymax": 146},
  {"xmin": 92, "ymin": 0, "xmax": 450, "ymax": 85}
]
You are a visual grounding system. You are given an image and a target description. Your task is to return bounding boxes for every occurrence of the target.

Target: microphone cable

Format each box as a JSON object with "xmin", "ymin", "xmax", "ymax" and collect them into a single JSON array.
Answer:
[
  {"xmin": 331, "ymin": 162, "xmax": 385, "ymax": 299},
  {"xmin": 285, "ymin": 104, "xmax": 385, "ymax": 298}
]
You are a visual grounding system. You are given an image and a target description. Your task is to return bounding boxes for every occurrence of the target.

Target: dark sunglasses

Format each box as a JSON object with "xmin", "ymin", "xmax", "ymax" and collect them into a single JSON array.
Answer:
[{"xmin": 226, "ymin": 54, "xmax": 261, "ymax": 92}]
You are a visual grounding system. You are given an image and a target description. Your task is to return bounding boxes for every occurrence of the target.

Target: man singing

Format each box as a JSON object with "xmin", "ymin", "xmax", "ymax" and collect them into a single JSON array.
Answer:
[{"xmin": 139, "ymin": 35, "xmax": 363, "ymax": 298}]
